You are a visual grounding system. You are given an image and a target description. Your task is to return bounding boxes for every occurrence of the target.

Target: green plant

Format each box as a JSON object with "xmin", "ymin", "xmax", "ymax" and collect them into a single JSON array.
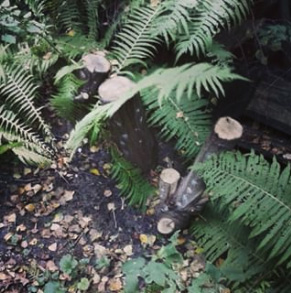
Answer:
[
  {"xmin": 191, "ymin": 151, "xmax": 291, "ymax": 291},
  {"xmin": 122, "ymin": 232, "xmax": 184, "ymax": 293}
]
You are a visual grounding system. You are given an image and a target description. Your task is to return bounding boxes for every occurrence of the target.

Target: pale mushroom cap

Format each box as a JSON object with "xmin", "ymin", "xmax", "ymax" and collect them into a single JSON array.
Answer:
[
  {"xmin": 82, "ymin": 54, "xmax": 111, "ymax": 73},
  {"xmin": 157, "ymin": 217, "xmax": 175, "ymax": 235},
  {"xmin": 160, "ymin": 168, "xmax": 181, "ymax": 184},
  {"xmin": 214, "ymin": 116, "xmax": 243, "ymax": 140},
  {"xmin": 98, "ymin": 76, "xmax": 135, "ymax": 103}
]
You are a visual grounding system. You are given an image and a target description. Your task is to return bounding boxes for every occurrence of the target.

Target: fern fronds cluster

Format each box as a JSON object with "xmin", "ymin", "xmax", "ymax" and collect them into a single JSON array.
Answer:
[
  {"xmin": 194, "ymin": 151, "xmax": 291, "ymax": 267},
  {"xmin": 111, "ymin": 5, "xmax": 161, "ymax": 73},
  {"xmin": 142, "ymin": 89, "xmax": 211, "ymax": 160},
  {"xmin": 175, "ymin": 0, "xmax": 252, "ymax": 59},
  {"xmin": 111, "ymin": 147, "xmax": 155, "ymax": 209}
]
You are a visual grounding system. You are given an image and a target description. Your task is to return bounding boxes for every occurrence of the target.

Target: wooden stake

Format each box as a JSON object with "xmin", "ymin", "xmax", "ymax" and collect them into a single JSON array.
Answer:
[{"xmin": 159, "ymin": 168, "xmax": 181, "ymax": 203}]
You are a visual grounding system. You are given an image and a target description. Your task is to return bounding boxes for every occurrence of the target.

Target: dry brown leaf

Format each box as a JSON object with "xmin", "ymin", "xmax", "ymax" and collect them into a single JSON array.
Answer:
[
  {"xmin": 94, "ymin": 244, "xmax": 108, "ymax": 258},
  {"xmin": 25, "ymin": 203, "xmax": 35, "ymax": 212},
  {"xmin": 63, "ymin": 190, "xmax": 75, "ymax": 202},
  {"xmin": 50, "ymin": 223, "xmax": 61, "ymax": 231},
  {"xmin": 5, "ymin": 213, "xmax": 16, "ymax": 223},
  {"xmin": 0, "ymin": 272, "xmax": 9, "ymax": 280},
  {"xmin": 16, "ymin": 224, "xmax": 27, "ymax": 232},
  {"xmin": 89, "ymin": 229, "xmax": 102, "ymax": 242},
  {"xmin": 32, "ymin": 184, "xmax": 42, "ymax": 194},
  {"xmin": 92, "ymin": 271, "xmax": 101, "ymax": 284},
  {"xmin": 63, "ymin": 215, "xmax": 74, "ymax": 224},
  {"xmin": 108, "ymin": 278, "xmax": 123, "ymax": 291},
  {"xmin": 48, "ymin": 243, "xmax": 57, "ymax": 251},
  {"xmin": 46, "ymin": 260, "xmax": 58, "ymax": 272},
  {"xmin": 24, "ymin": 183, "xmax": 32, "ymax": 192},
  {"xmin": 0, "ymin": 223, "xmax": 6, "ymax": 228},
  {"xmin": 90, "ymin": 145, "xmax": 99, "ymax": 153},
  {"xmin": 79, "ymin": 216, "xmax": 91, "ymax": 228},
  {"xmin": 123, "ymin": 245, "xmax": 133, "ymax": 256},
  {"xmin": 41, "ymin": 229, "xmax": 51, "ymax": 239},
  {"xmin": 4, "ymin": 232, "xmax": 13, "ymax": 241},
  {"xmin": 107, "ymin": 202, "xmax": 115, "ymax": 211},
  {"xmin": 69, "ymin": 224, "xmax": 81, "ymax": 233}
]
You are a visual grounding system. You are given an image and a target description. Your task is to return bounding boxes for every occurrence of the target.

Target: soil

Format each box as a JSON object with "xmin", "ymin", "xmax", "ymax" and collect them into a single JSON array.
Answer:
[{"xmin": 0, "ymin": 117, "xmax": 195, "ymax": 292}]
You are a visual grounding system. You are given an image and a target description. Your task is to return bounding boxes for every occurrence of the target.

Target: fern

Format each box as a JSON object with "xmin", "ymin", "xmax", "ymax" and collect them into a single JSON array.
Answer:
[
  {"xmin": 142, "ymin": 89, "xmax": 211, "ymax": 160},
  {"xmin": 111, "ymin": 147, "xmax": 155, "ymax": 209},
  {"xmin": 175, "ymin": 0, "xmax": 252, "ymax": 59},
  {"xmin": 0, "ymin": 106, "xmax": 54, "ymax": 164},
  {"xmin": 135, "ymin": 63, "xmax": 247, "ymax": 103},
  {"xmin": 192, "ymin": 205, "xmax": 270, "ymax": 283},
  {"xmin": 87, "ymin": 0, "xmax": 100, "ymax": 41},
  {"xmin": 51, "ymin": 73, "xmax": 86, "ymax": 121},
  {"xmin": 0, "ymin": 64, "xmax": 53, "ymax": 140},
  {"xmin": 111, "ymin": 5, "xmax": 161, "ymax": 72},
  {"xmin": 193, "ymin": 151, "xmax": 291, "ymax": 267}
]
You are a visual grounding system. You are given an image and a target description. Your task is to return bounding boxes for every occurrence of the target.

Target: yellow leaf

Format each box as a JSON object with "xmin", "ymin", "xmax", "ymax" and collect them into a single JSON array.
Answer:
[
  {"xmin": 25, "ymin": 203, "xmax": 35, "ymax": 212},
  {"xmin": 90, "ymin": 168, "xmax": 100, "ymax": 176},
  {"xmin": 195, "ymin": 247, "xmax": 204, "ymax": 254},
  {"xmin": 67, "ymin": 29, "xmax": 75, "ymax": 37},
  {"xmin": 109, "ymin": 278, "xmax": 123, "ymax": 291},
  {"xmin": 139, "ymin": 234, "xmax": 148, "ymax": 244}
]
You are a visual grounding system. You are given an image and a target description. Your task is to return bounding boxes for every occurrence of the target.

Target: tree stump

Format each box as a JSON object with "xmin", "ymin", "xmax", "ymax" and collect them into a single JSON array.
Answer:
[
  {"xmin": 157, "ymin": 117, "xmax": 243, "ymax": 235},
  {"xmin": 98, "ymin": 76, "xmax": 158, "ymax": 173},
  {"xmin": 74, "ymin": 53, "xmax": 111, "ymax": 101}
]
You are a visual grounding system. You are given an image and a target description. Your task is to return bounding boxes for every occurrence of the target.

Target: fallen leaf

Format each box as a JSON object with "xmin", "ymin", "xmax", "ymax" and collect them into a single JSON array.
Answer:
[
  {"xmin": 79, "ymin": 216, "xmax": 91, "ymax": 228},
  {"xmin": 53, "ymin": 213, "xmax": 64, "ymax": 223},
  {"xmin": 4, "ymin": 232, "xmax": 13, "ymax": 241},
  {"xmin": 89, "ymin": 229, "xmax": 102, "ymax": 242},
  {"xmin": 123, "ymin": 245, "xmax": 133, "ymax": 256},
  {"xmin": 50, "ymin": 223, "xmax": 61, "ymax": 231},
  {"xmin": 94, "ymin": 244, "xmax": 108, "ymax": 258},
  {"xmin": 5, "ymin": 213, "xmax": 16, "ymax": 223},
  {"xmin": 23, "ymin": 168, "xmax": 32, "ymax": 175},
  {"xmin": 63, "ymin": 190, "xmax": 75, "ymax": 202},
  {"xmin": 21, "ymin": 240, "xmax": 28, "ymax": 248},
  {"xmin": 108, "ymin": 278, "xmax": 123, "ymax": 291},
  {"xmin": 32, "ymin": 184, "xmax": 42, "ymax": 194},
  {"xmin": 24, "ymin": 183, "xmax": 32, "ymax": 192},
  {"xmin": 90, "ymin": 168, "xmax": 100, "ymax": 176},
  {"xmin": 0, "ymin": 273, "xmax": 9, "ymax": 281},
  {"xmin": 48, "ymin": 243, "xmax": 57, "ymax": 251},
  {"xmin": 25, "ymin": 203, "xmax": 35, "ymax": 212},
  {"xmin": 46, "ymin": 260, "xmax": 58, "ymax": 272},
  {"xmin": 16, "ymin": 224, "xmax": 27, "ymax": 232},
  {"xmin": 90, "ymin": 146, "xmax": 99, "ymax": 153},
  {"xmin": 103, "ymin": 189, "xmax": 112, "ymax": 197},
  {"xmin": 139, "ymin": 234, "xmax": 148, "ymax": 244}
]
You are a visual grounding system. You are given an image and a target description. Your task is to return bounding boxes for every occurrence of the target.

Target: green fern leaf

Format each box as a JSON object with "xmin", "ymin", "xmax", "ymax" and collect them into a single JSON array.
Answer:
[
  {"xmin": 142, "ymin": 89, "xmax": 211, "ymax": 160},
  {"xmin": 176, "ymin": 0, "xmax": 252, "ymax": 59},
  {"xmin": 193, "ymin": 151, "xmax": 291, "ymax": 266},
  {"xmin": 135, "ymin": 63, "xmax": 247, "ymax": 102},
  {"xmin": 0, "ymin": 65, "xmax": 53, "ymax": 140},
  {"xmin": 111, "ymin": 147, "xmax": 155, "ymax": 209},
  {"xmin": 192, "ymin": 205, "xmax": 272, "ymax": 282},
  {"xmin": 111, "ymin": 5, "xmax": 161, "ymax": 72}
]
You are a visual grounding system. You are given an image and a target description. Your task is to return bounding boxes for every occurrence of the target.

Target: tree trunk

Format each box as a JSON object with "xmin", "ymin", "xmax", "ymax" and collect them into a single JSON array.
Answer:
[{"xmin": 98, "ymin": 76, "xmax": 158, "ymax": 174}]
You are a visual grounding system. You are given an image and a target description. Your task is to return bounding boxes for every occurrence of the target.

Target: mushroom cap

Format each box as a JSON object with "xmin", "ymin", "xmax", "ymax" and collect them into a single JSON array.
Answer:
[{"xmin": 214, "ymin": 116, "xmax": 243, "ymax": 140}]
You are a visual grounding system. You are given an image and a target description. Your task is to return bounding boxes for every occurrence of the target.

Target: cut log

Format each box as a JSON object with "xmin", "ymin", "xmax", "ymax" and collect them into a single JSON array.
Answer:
[
  {"xmin": 159, "ymin": 168, "xmax": 181, "ymax": 203},
  {"xmin": 74, "ymin": 53, "xmax": 111, "ymax": 101},
  {"xmin": 157, "ymin": 117, "xmax": 243, "ymax": 235},
  {"xmin": 98, "ymin": 76, "xmax": 158, "ymax": 173}
]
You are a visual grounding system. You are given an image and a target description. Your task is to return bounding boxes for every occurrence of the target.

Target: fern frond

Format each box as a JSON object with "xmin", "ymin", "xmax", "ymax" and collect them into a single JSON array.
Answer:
[
  {"xmin": 51, "ymin": 73, "xmax": 86, "ymax": 121},
  {"xmin": 0, "ymin": 107, "xmax": 54, "ymax": 162},
  {"xmin": 142, "ymin": 89, "xmax": 211, "ymax": 160},
  {"xmin": 111, "ymin": 147, "xmax": 155, "ymax": 209},
  {"xmin": 0, "ymin": 65, "xmax": 53, "ymax": 139},
  {"xmin": 135, "ymin": 63, "xmax": 247, "ymax": 102},
  {"xmin": 193, "ymin": 151, "xmax": 291, "ymax": 266},
  {"xmin": 87, "ymin": 0, "xmax": 100, "ymax": 41},
  {"xmin": 175, "ymin": 0, "xmax": 252, "ymax": 59},
  {"xmin": 111, "ymin": 5, "xmax": 161, "ymax": 72},
  {"xmin": 152, "ymin": 0, "xmax": 196, "ymax": 44},
  {"xmin": 192, "ymin": 205, "xmax": 270, "ymax": 282}
]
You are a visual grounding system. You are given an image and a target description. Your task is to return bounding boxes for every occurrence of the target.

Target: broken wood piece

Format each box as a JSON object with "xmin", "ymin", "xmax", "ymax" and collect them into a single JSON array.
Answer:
[
  {"xmin": 75, "ymin": 53, "xmax": 111, "ymax": 101},
  {"xmin": 157, "ymin": 117, "xmax": 243, "ymax": 235},
  {"xmin": 159, "ymin": 168, "xmax": 181, "ymax": 203},
  {"xmin": 98, "ymin": 76, "xmax": 158, "ymax": 173}
]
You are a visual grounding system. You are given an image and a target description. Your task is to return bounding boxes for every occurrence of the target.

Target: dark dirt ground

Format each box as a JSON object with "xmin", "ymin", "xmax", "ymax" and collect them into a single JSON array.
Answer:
[{"xmin": 0, "ymin": 117, "xmax": 200, "ymax": 292}]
